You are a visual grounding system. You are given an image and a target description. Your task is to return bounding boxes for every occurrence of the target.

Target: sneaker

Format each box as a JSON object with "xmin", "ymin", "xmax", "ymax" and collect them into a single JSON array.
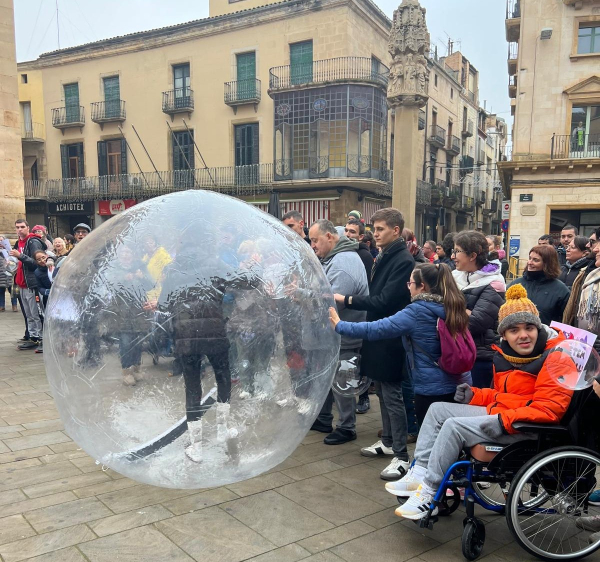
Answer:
[
  {"xmin": 17, "ymin": 337, "xmax": 29, "ymax": 343},
  {"xmin": 380, "ymin": 457, "xmax": 411, "ymax": 481},
  {"xmin": 385, "ymin": 467, "xmax": 423, "ymax": 497},
  {"xmin": 356, "ymin": 396, "xmax": 370, "ymax": 414},
  {"xmin": 361, "ymin": 440, "xmax": 394, "ymax": 458},
  {"xmin": 406, "ymin": 434, "xmax": 418, "ymax": 444},
  {"xmin": 590, "ymin": 531, "xmax": 600, "ymax": 544},
  {"xmin": 311, "ymin": 420, "xmax": 333, "ymax": 433},
  {"xmin": 577, "ymin": 515, "xmax": 600, "ymax": 532},
  {"xmin": 18, "ymin": 339, "xmax": 39, "ymax": 350},
  {"xmin": 35, "ymin": 341, "xmax": 43, "ymax": 354},
  {"xmin": 589, "ymin": 490, "xmax": 600, "ymax": 506},
  {"xmin": 395, "ymin": 485, "xmax": 438, "ymax": 520},
  {"xmin": 324, "ymin": 428, "xmax": 357, "ymax": 445}
]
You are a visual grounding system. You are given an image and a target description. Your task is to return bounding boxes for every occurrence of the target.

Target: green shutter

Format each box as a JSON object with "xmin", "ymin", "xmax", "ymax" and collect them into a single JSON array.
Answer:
[
  {"xmin": 237, "ymin": 52, "xmax": 256, "ymax": 100},
  {"xmin": 103, "ymin": 76, "xmax": 120, "ymax": 118},
  {"xmin": 76, "ymin": 143, "xmax": 84, "ymax": 177},
  {"xmin": 60, "ymin": 145, "xmax": 69, "ymax": 178},
  {"xmin": 97, "ymin": 141, "xmax": 108, "ymax": 176},
  {"xmin": 290, "ymin": 41, "xmax": 313, "ymax": 85},
  {"xmin": 64, "ymin": 83, "xmax": 79, "ymax": 122},
  {"xmin": 120, "ymin": 139, "xmax": 128, "ymax": 175},
  {"xmin": 234, "ymin": 123, "xmax": 259, "ymax": 166}
]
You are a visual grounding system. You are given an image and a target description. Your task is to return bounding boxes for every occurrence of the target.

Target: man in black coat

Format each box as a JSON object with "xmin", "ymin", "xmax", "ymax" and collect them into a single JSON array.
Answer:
[
  {"xmin": 334, "ymin": 208, "xmax": 414, "ymax": 481},
  {"xmin": 344, "ymin": 219, "xmax": 374, "ymax": 280}
]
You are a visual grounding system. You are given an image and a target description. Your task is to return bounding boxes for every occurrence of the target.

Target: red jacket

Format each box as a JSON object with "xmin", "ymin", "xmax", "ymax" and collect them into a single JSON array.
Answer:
[{"xmin": 469, "ymin": 329, "xmax": 573, "ymax": 434}]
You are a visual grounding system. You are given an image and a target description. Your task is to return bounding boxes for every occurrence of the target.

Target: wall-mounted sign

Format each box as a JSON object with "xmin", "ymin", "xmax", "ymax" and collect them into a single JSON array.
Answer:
[
  {"xmin": 502, "ymin": 200, "xmax": 511, "ymax": 219},
  {"xmin": 501, "ymin": 219, "xmax": 510, "ymax": 232},
  {"xmin": 98, "ymin": 199, "xmax": 136, "ymax": 216},
  {"xmin": 519, "ymin": 193, "xmax": 533, "ymax": 202},
  {"xmin": 509, "ymin": 234, "xmax": 520, "ymax": 257},
  {"xmin": 48, "ymin": 201, "xmax": 94, "ymax": 215}
]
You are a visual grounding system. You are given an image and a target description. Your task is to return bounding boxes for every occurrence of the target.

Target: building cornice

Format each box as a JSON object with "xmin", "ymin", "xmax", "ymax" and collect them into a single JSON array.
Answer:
[{"xmin": 18, "ymin": 0, "xmax": 390, "ymax": 70}]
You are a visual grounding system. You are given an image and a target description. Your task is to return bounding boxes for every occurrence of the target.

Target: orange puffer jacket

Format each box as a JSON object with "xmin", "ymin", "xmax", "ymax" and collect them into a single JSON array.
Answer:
[{"xmin": 469, "ymin": 329, "xmax": 573, "ymax": 434}]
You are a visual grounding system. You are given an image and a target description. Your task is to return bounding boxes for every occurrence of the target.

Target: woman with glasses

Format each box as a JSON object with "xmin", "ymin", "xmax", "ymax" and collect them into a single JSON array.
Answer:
[
  {"xmin": 559, "ymin": 235, "xmax": 591, "ymax": 288},
  {"xmin": 451, "ymin": 231, "xmax": 506, "ymax": 388}
]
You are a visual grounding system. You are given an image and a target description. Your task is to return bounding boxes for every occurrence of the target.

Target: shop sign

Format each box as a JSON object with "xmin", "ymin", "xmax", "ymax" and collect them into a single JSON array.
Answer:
[
  {"xmin": 25, "ymin": 201, "xmax": 48, "ymax": 214},
  {"xmin": 502, "ymin": 200, "xmax": 511, "ymax": 219},
  {"xmin": 48, "ymin": 201, "xmax": 94, "ymax": 215},
  {"xmin": 98, "ymin": 199, "xmax": 136, "ymax": 216}
]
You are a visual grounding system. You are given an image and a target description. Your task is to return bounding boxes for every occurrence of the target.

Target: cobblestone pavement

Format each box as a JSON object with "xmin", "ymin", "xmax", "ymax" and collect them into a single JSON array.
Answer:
[{"xmin": 0, "ymin": 310, "xmax": 596, "ymax": 562}]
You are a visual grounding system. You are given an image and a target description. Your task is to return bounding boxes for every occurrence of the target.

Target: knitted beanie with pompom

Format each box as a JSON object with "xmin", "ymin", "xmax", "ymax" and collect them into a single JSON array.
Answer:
[{"xmin": 497, "ymin": 284, "xmax": 542, "ymax": 335}]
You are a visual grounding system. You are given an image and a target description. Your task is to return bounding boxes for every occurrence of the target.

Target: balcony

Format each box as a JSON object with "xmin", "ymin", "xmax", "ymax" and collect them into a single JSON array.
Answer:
[
  {"xmin": 274, "ymin": 154, "xmax": 388, "ymax": 183},
  {"xmin": 268, "ymin": 57, "xmax": 389, "ymax": 93},
  {"xmin": 477, "ymin": 190, "xmax": 486, "ymax": 206},
  {"xmin": 431, "ymin": 186, "xmax": 443, "ymax": 205},
  {"xmin": 509, "ymin": 75, "xmax": 517, "ymax": 98},
  {"xmin": 460, "ymin": 195, "xmax": 475, "ymax": 213},
  {"xmin": 418, "ymin": 109, "xmax": 426, "ymax": 131},
  {"xmin": 416, "ymin": 179, "xmax": 432, "ymax": 207},
  {"xmin": 484, "ymin": 198, "xmax": 499, "ymax": 216},
  {"xmin": 51, "ymin": 106, "xmax": 84, "ymax": 131},
  {"xmin": 477, "ymin": 149, "xmax": 486, "ymax": 165},
  {"xmin": 506, "ymin": 0, "xmax": 521, "ymax": 42},
  {"xmin": 21, "ymin": 122, "xmax": 44, "ymax": 142},
  {"xmin": 462, "ymin": 119, "xmax": 474, "ymax": 138},
  {"xmin": 90, "ymin": 100, "xmax": 126, "ymax": 128},
  {"xmin": 446, "ymin": 135, "xmax": 461, "ymax": 156},
  {"xmin": 162, "ymin": 88, "xmax": 194, "ymax": 118},
  {"xmin": 551, "ymin": 133, "xmax": 600, "ymax": 159},
  {"xmin": 508, "ymin": 42, "xmax": 518, "ymax": 75},
  {"xmin": 224, "ymin": 79, "xmax": 261, "ymax": 113},
  {"xmin": 428, "ymin": 125, "xmax": 447, "ymax": 149}
]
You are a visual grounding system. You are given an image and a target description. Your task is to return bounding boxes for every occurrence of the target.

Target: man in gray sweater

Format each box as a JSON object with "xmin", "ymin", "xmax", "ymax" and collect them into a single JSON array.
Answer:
[{"xmin": 308, "ymin": 219, "xmax": 369, "ymax": 444}]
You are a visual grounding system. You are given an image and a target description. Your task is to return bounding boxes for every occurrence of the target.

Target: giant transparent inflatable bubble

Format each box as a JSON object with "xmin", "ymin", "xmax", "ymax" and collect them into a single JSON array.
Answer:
[{"xmin": 45, "ymin": 191, "xmax": 340, "ymax": 489}]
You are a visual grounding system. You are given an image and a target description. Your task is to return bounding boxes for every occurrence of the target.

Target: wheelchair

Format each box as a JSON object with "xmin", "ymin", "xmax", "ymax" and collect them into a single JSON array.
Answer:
[{"xmin": 404, "ymin": 389, "xmax": 600, "ymax": 561}]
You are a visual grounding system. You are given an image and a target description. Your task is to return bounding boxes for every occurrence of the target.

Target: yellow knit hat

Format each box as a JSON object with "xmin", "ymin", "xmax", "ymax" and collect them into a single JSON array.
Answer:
[{"xmin": 497, "ymin": 284, "xmax": 542, "ymax": 335}]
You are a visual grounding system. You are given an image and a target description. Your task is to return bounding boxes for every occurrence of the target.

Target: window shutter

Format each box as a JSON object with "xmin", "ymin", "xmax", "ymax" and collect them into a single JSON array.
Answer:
[
  {"xmin": 97, "ymin": 141, "xmax": 108, "ymax": 176},
  {"xmin": 120, "ymin": 139, "xmax": 127, "ymax": 175},
  {"xmin": 252, "ymin": 123, "xmax": 259, "ymax": 165},
  {"xmin": 60, "ymin": 145, "xmax": 69, "ymax": 179},
  {"xmin": 235, "ymin": 126, "xmax": 242, "ymax": 167},
  {"xmin": 76, "ymin": 143, "xmax": 84, "ymax": 177},
  {"xmin": 187, "ymin": 131, "xmax": 195, "ymax": 170}
]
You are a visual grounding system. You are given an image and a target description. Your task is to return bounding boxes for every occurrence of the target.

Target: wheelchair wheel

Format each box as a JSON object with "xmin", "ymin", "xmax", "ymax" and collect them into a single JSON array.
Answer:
[
  {"xmin": 507, "ymin": 446, "xmax": 600, "ymax": 560},
  {"xmin": 462, "ymin": 519, "xmax": 486, "ymax": 560},
  {"xmin": 438, "ymin": 484, "xmax": 461, "ymax": 516},
  {"xmin": 473, "ymin": 482, "xmax": 507, "ymax": 511}
]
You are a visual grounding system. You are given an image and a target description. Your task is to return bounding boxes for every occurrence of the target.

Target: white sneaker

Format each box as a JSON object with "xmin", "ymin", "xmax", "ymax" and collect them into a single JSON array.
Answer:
[
  {"xmin": 360, "ymin": 440, "xmax": 395, "ymax": 458},
  {"xmin": 395, "ymin": 485, "xmax": 438, "ymax": 520},
  {"xmin": 380, "ymin": 457, "xmax": 411, "ymax": 481},
  {"xmin": 576, "ymin": 515, "xmax": 600, "ymax": 532},
  {"xmin": 385, "ymin": 466, "xmax": 423, "ymax": 496}
]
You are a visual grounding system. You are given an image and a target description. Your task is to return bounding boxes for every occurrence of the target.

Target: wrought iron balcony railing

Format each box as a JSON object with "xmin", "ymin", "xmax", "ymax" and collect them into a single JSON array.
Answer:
[
  {"xmin": 21, "ymin": 122, "xmax": 44, "ymax": 141},
  {"xmin": 551, "ymin": 133, "xmax": 600, "ymax": 159},
  {"xmin": 90, "ymin": 100, "xmax": 126, "ymax": 123},
  {"xmin": 274, "ymin": 154, "xmax": 388, "ymax": 182},
  {"xmin": 429, "ymin": 125, "xmax": 447, "ymax": 148},
  {"xmin": 268, "ymin": 57, "xmax": 389, "ymax": 91},
  {"xmin": 162, "ymin": 88, "xmax": 194, "ymax": 114},
  {"xmin": 416, "ymin": 180, "xmax": 432, "ymax": 207},
  {"xmin": 52, "ymin": 106, "xmax": 85, "ymax": 129},
  {"xmin": 461, "ymin": 195, "xmax": 475, "ymax": 212},
  {"xmin": 446, "ymin": 135, "xmax": 461, "ymax": 155},
  {"xmin": 506, "ymin": 0, "xmax": 521, "ymax": 19},
  {"xmin": 224, "ymin": 79, "xmax": 261, "ymax": 107},
  {"xmin": 462, "ymin": 119, "xmax": 474, "ymax": 137},
  {"xmin": 477, "ymin": 190, "xmax": 487, "ymax": 205}
]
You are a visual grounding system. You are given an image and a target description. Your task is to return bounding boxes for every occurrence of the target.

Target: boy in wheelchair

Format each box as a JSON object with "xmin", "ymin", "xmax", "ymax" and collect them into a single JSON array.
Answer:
[{"xmin": 388, "ymin": 284, "xmax": 573, "ymax": 520}]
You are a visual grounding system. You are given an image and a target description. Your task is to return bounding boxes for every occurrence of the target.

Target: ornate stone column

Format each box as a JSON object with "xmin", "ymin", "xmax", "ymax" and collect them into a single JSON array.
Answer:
[
  {"xmin": 0, "ymin": 0, "xmax": 25, "ymax": 237},
  {"xmin": 387, "ymin": 0, "xmax": 430, "ymax": 230}
]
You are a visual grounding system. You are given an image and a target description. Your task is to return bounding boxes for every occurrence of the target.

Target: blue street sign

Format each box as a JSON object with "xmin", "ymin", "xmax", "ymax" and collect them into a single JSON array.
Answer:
[{"xmin": 501, "ymin": 219, "xmax": 509, "ymax": 232}]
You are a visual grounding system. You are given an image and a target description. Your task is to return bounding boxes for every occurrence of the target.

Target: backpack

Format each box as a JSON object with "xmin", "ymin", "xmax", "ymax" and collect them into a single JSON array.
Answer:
[{"xmin": 411, "ymin": 319, "xmax": 477, "ymax": 376}]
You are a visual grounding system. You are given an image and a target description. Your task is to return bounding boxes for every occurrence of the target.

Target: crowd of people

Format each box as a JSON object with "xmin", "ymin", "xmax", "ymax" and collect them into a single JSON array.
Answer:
[{"xmin": 2, "ymin": 210, "xmax": 600, "ymax": 526}]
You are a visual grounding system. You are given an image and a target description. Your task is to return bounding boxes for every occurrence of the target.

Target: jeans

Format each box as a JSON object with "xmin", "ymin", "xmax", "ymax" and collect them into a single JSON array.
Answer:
[
  {"xmin": 118, "ymin": 331, "xmax": 143, "ymax": 369},
  {"xmin": 0, "ymin": 286, "xmax": 17, "ymax": 309},
  {"xmin": 376, "ymin": 380, "xmax": 408, "ymax": 461},
  {"xmin": 471, "ymin": 360, "xmax": 494, "ymax": 389},
  {"xmin": 20, "ymin": 287, "xmax": 42, "ymax": 340},
  {"xmin": 414, "ymin": 402, "xmax": 532, "ymax": 491}
]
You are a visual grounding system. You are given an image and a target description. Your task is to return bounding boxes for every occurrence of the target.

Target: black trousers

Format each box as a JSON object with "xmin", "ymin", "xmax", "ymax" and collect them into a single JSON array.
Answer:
[
  {"xmin": 414, "ymin": 392, "xmax": 456, "ymax": 427},
  {"xmin": 181, "ymin": 350, "xmax": 231, "ymax": 422}
]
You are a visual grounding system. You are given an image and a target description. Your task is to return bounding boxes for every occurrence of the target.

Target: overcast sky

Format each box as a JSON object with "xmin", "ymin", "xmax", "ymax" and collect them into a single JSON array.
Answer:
[{"xmin": 14, "ymin": 0, "xmax": 509, "ymax": 122}]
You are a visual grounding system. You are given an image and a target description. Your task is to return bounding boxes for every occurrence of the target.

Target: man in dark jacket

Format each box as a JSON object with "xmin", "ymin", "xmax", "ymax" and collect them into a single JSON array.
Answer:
[
  {"xmin": 10, "ymin": 219, "xmax": 45, "ymax": 350},
  {"xmin": 282, "ymin": 211, "xmax": 311, "ymax": 244},
  {"xmin": 334, "ymin": 208, "xmax": 415, "ymax": 481},
  {"xmin": 344, "ymin": 219, "xmax": 374, "ymax": 279}
]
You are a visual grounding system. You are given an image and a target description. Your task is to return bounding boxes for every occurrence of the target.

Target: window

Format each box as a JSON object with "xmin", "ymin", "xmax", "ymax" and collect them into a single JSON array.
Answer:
[
  {"xmin": 371, "ymin": 56, "xmax": 381, "ymax": 79},
  {"xmin": 173, "ymin": 64, "xmax": 191, "ymax": 106},
  {"xmin": 21, "ymin": 102, "xmax": 32, "ymax": 134},
  {"xmin": 451, "ymin": 88, "xmax": 454, "ymax": 99},
  {"xmin": 172, "ymin": 130, "xmax": 194, "ymax": 170},
  {"xmin": 64, "ymin": 83, "xmax": 80, "ymax": 122},
  {"xmin": 236, "ymin": 52, "xmax": 256, "ymax": 100},
  {"xmin": 290, "ymin": 41, "xmax": 313, "ymax": 85},
  {"xmin": 60, "ymin": 143, "xmax": 84, "ymax": 179},
  {"xmin": 235, "ymin": 123, "xmax": 259, "ymax": 167},
  {"xmin": 21, "ymin": 74, "xmax": 27, "ymax": 84},
  {"xmin": 578, "ymin": 24, "xmax": 600, "ymax": 54},
  {"xmin": 103, "ymin": 76, "xmax": 120, "ymax": 118},
  {"xmin": 570, "ymin": 104, "xmax": 600, "ymax": 156},
  {"xmin": 434, "ymin": 74, "xmax": 438, "ymax": 87},
  {"xmin": 97, "ymin": 139, "xmax": 126, "ymax": 176}
]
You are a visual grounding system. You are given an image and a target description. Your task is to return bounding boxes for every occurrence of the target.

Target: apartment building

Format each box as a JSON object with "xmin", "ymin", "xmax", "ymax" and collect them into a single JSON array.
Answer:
[{"xmin": 499, "ymin": 0, "xmax": 600, "ymax": 263}]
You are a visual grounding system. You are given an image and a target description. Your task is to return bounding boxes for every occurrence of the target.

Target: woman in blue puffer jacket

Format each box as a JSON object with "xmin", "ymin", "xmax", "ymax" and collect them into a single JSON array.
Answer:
[{"xmin": 330, "ymin": 262, "xmax": 472, "ymax": 425}]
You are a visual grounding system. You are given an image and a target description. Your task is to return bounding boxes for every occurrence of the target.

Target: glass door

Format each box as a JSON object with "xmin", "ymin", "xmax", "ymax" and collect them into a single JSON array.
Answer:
[
  {"xmin": 235, "ymin": 123, "xmax": 259, "ymax": 185},
  {"xmin": 173, "ymin": 64, "xmax": 191, "ymax": 108}
]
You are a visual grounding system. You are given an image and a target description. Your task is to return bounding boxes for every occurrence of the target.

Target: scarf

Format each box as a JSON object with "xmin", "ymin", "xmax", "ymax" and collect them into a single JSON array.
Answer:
[
  {"xmin": 577, "ymin": 267, "xmax": 600, "ymax": 332},
  {"xmin": 452, "ymin": 262, "xmax": 506, "ymax": 292},
  {"xmin": 563, "ymin": 264, "xmax": 596, "ymax": 325},
  {"xmin": 499, "ymin": 327, "xmax": 548, "ymax": 365},
  {"xmin": 565, "ymin": 256, "xmax": 589, "ymax": 271}
]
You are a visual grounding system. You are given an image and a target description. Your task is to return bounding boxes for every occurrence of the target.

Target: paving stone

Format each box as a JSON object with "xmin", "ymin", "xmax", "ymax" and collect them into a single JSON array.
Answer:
[
  {"xmin": 0, "ymin": 446, "xmax": 53, "ymax": 464},
  {"xmin": 87, "ymin": 504, "xmax": 174, "ymax": 537},
  {"xmin": 25, "ymin": 497, "xmax": 113, "ymax": 533},
  {"xmin": 97, "ymin": 484, "xmax": 194, "ymax": 513},
  {"xmin": 300, "ymin": 552, "xmax": 346, "ymax": 562},
  {"xmin": 278, "ymin": 476, "xmax": 382, "ymax": 526},
  {"xmin": 1, "ymin": 393, "xmax": 52, "ymax": 405},
  {"xmin": 297, "ymin": 519, "xmax": 376, "ymax": 554},
  {"xmin": 23, "ymin": 546, "xmax": 88, "ymax": 562},
  {"xmin": 69, "ymin": 456, "xmax": 104, "ymax": 473},
  {"xmin": 360, "ymin": 508, "xmax": 401, "ymax": 530},
  {"xmin": 162, "ymin": 486, "xmax": 239, "ymax": 515},
  {"xmin": 79, "ymin": 526, "xmax": 194, "ymax": 562},
  {"xmin": 23, "ymin": 472, "xmax": 111, "ymax": 499},
  {"xmin": 48, "ymin": 442, "xmax": 81, "ymax": 453},
  {"xmin": 281, "ymin": 459, "xmax": 345, "ymax": 481},
  {"xmin": 0, "ymin": 425, "xmax": 25, "ymax": 435},
  {"xmin": 72, "ymin": 477, "xmax": 139, "ymax": 499},
  {"xmin": 3, "ymin": 431, "xmax": 71, "ymax": 452},
  {"xmin": 246, "ymin": 544, "xmax": 311, "ymax": 561},
  {"xmin": 0, "ymin": 461, "xmax": 82, "ymax": 492},
  {"xmin": 0, "ymin": 523, "xmax": 96, "ymax": 562},
  {"xmin": 1, "ymin": 491, "xmax": 79, "ymax": 518},
  {"xmin": 39, "ymin": 450, "xmax": 89, "ymax": 464},
  {"xmin": 0, "ymin": 457, "xmax": 41, "ymax": 471},
  {"xmin": 156, "ymin": 506, "xmax": 276, "ymax": 561},
  {"xmin": 0, "ymin": 514, "xmax": 37, "ymax": 546},
  {"xmin": 0, "ymin": 488, "xmax": 27, "ymax": 507},
  {"xmin": 225, "ymin": 470, "xmax": 295, "ymax": 497},
  {"xmin": 222, "ymin": 490, "xmax": 334, "ymax": 546}
]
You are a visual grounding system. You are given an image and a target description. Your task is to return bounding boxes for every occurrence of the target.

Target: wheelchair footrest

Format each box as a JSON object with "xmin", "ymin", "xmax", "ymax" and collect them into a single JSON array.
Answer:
[{"xmin": 417, "ymin": 514, "xmax": 438, "ymax": 530}]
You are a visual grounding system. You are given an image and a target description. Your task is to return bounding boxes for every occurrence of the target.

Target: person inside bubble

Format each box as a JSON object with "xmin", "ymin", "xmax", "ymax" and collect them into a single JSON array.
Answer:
[
  {"xmin": 146, "ymin": 239, "xmax": 261, "ymax": 462},
  {"xmin": 348, "ymin": 284, "xmax": 573, "ymax": 521}
]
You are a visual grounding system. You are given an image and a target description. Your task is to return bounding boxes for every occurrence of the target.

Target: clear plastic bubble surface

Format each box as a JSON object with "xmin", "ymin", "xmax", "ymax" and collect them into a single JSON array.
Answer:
[
  {"xmin": 44, "ymin": 190, "xmax": 340, "ymax": 489},
  {"xmin": 547, "ymin": 340, "xmax": 600, "ymax": 391},
  {"xmin": 332, "ymin": 353, "xmax": 370, "ymax": 397}
]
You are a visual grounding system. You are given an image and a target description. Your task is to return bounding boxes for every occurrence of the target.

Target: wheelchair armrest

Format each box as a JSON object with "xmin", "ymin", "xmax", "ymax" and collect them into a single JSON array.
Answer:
[{"xmin": 511, "ymin": 422, "xmax": 568, "ymax": 434}]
